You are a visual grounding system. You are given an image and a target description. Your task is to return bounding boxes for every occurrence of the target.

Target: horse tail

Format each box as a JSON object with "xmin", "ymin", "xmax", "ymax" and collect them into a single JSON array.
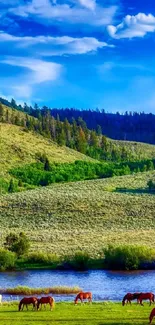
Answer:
[
  {"xmin": 152, "ymin": 294, "xmax": 154, "ymax": 303},
  {"xmin": 18, "ymin": 301, "xmax": 22, "ymax": 311}
]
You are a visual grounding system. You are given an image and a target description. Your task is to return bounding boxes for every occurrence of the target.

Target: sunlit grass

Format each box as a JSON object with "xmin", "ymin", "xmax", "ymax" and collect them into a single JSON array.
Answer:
[
  {"xmin": 0, "ymin": 302, "xmax": 153, "ymax": 325},
  {"xmin": 0, "ymin": 171, "xmax": 155, "ymax": 257}
]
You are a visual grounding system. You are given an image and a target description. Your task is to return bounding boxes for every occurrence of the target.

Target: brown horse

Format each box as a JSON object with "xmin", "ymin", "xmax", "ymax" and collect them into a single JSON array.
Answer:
[
  {"xmin": 149, "ymin": 308, "xmax": 155, "ymax": 324},
  {"xmin": 37, "ymin": 296, "xmax": 55, "ymax": 311},
  {"xmin": 138, "ymin": 292, "xmax": 154, "ymax": 306},
  {"xmin": 74, "ymin": 292, "xmax": 92, "ymax": 304},
  {"xmin": 18, "ymin": 297, "xmax": 38, "ymax": 311},
  {"xmin": 122, "ymin": 293, "xmax": 141, "ymax": 306}
]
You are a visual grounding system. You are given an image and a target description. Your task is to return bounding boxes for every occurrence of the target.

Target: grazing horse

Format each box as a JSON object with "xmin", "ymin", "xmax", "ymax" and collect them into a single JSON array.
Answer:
[
  {"xmin": 37, "ymin": 296, "xmax": 55, "ymax": 311},
  {"xmin": 0, "ymin": 295, "xmax": 2, "ymax": 305},
  {"xmin": 19, "ymin": 297, "xmax": 38, "ymax": 311},
  {"xmin": 138, "ymin": 292, "xmax": 154, "ymax": 306},
  {"xmin": 122, "ymin": 293, "xmax": 141, "ymax": 306},
  {"xmin": 149, "ymin": 308, "xmax": 155, "ymax": 324},
  {"xmin": 74, "ymin": 292, "xmax": 92, "ymax": 304}
]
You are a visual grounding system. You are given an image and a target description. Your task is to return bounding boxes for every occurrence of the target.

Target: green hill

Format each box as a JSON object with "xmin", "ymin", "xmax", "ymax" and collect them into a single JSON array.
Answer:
[
  {"xmin": 0, "ymin": 170, "xmax": 154, "ymax": 257},
  {"xmin": 0, "ymin": 122, "xmax": 94, "ymax": 178}
]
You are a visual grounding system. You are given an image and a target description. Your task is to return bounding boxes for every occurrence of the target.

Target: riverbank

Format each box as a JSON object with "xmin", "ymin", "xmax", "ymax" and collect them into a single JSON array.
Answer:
[{"xmin": 0, "ymin": 302, "xmax": 152, "ymax": 325}]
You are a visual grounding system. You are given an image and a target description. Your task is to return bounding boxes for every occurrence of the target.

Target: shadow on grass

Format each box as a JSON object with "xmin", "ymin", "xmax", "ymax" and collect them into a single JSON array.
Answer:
[{"xmin": 115, "ymin": 188, "xmax": 155, "ymax": 195}]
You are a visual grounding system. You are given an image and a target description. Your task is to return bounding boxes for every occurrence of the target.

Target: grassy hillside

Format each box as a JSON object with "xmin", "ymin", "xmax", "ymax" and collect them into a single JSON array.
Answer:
[
  {"xmin": 0, "ymin": 171, "xmax": 155, "ymax": 256},
  {"xmin": 112, "ymin": 139, "xmax": 155, "ymax": 159},
  {"xmin": 0, "ymin": 123, "xmax": 94, "ymax": 178}
]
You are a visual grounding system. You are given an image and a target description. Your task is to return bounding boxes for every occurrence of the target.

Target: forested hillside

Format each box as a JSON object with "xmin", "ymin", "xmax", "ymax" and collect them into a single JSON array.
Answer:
[{"xmin": 1, "ymin": 97, "xmax": 154, "ymax": 144}]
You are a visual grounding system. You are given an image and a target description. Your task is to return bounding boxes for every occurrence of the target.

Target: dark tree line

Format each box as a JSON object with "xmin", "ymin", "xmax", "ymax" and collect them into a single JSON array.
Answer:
[
  {"xmin": 1, "ymin": 97, "xmax": 155, "ymax": 144},
  {"xmin": 0, "ymin": 98, "xmax": 153, "ymax": 162}
]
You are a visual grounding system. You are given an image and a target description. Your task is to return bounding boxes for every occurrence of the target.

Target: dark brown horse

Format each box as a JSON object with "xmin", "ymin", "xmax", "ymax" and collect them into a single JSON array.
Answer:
[
  {"xmin": 122, "ymin": 293, "xmax": 141, "ymax": 306},
  {"xmin": 138, "ymin": 292, "xmax": 154, "ymax": 306},
  {"xmin": 18, "ymin": 297, "xmax": 38, "ymax": 311},
  {"xmin": 149, "ymin": 308, "xmax": 155, "ymax": 324},
  {"xmin": 74, "ymin": 292, "xmax": 92, "ymax": 304},
  {"xmin": 37, "ymin": 296, "xmax": 55, "ymax": 311}
]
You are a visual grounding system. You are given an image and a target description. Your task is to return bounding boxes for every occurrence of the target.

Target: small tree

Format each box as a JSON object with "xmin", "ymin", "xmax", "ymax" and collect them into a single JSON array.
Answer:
[
  {"xmin": 8, "ymin": 179, "xmax": 15, "ymax": 193},
  {"xmin": 147, "ymin": 179, "xmax": 155, "ymax": 191},
  {"xmin": 0, "ymin": 103, "xmax": 4, "ymax": 121},
  {"xmin": 44, "ymin": 157, "xmax": 50, "ymax": 171},
  {"xmin": 4, "ymin": 232, "xmax": 30, "ymax": 257}
]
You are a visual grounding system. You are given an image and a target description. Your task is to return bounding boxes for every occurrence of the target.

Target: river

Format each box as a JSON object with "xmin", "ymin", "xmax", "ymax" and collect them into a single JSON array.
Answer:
[{"xmin": 0, "ymin": 269, "xmax": 155, "ymax": 301}]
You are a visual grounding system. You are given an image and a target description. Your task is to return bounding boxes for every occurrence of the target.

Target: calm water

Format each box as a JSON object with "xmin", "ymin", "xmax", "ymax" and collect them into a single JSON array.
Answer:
[{"xmin": 1, "ymin": 269, "xmax": 155, "ymax": 301}]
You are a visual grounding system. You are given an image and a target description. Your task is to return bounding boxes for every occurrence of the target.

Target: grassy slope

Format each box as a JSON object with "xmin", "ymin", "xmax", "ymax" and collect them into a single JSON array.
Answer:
[
  {"xmin": 0, "ymin": 123, "xmax": 94, "ymax": 178},
  {"xmin": 0, "ymin": 302, "xmax": 152, "ymax": 325},
  {"xmin": 0, "ymin": 171, "xmax": 155, "ymax": 256},
  {"xmin": 112, "ymin": 139, "xmax": 155, "ymax": 159}
]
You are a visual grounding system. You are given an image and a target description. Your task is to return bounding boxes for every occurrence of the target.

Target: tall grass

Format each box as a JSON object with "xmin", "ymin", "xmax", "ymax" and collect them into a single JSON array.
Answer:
[
  {"xmin": 103, "ymin": 245, "xmax": 155, "ymax": 270},
  {"xmin": 0, "ymin": 286, "xmax": 82, "ymax": 295}
]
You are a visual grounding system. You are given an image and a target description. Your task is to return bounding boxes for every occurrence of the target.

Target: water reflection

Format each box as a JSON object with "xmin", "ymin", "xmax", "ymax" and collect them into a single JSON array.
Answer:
[{"xmin": 0, "ymin": 270, "xmax": 155, "ymax": 301}]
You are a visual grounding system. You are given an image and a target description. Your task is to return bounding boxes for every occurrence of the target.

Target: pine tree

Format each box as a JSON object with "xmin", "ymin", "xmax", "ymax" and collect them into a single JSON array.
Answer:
[
  {"xmin": 0, "ymin": 103, "xmax": 4, "ymax": 121},
  {"xmin": 76, "ymin": 127, "xmax": 87, "ymax": 153},
  {"xmin": 44, "ymin": 158, "xmax": 50, "ymax": 171}
]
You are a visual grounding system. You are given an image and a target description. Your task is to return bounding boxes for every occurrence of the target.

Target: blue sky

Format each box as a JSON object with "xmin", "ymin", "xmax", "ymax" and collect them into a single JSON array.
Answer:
[{"xmin": 0, "ymin": 0, "xmax": 155, "ymax": 112}]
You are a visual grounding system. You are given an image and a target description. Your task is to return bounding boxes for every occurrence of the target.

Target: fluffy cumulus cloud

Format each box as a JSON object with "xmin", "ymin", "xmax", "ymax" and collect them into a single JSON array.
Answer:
[
  {"xmin": 107, "ymin": 13, "xmax": 155, "ymax": 39},
  {"xmin": 8, "ymin": 0, "xmax": 117, "ymax": 27},
  {"xmin": 0, "ymin": 32, "xmax": 111, "ymax": 56}
]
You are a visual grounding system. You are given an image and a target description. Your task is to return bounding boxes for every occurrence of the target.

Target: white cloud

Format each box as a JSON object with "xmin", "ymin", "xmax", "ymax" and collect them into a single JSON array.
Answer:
[
  {"xmin": 1, "ymin": 57, "xmax": 62, "ymax": 83},
  {"xmin": 0, "ymin": 57, "xmax": 63, "ymax": 99},
  {"xmin": 0, "ymin": 32, "xmax": 112, "ymax": 55},
  {"xmin": 9, "ymin": 0, "xmax": 117, "ymax": 27},
  {"xmin": 78, "ymin": 0, "xmax": 96, "ymax": 10},
  {"xmin": 107, "ymin": 13, "xmax": 155, "ymax": 39}
]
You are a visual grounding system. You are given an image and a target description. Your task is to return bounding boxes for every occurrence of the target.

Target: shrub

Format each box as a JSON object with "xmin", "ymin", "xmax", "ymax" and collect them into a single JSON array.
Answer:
[
  {"xmin": 0, "ymin": 249, "xmax": 16, "ymax": 271},
  {"xmin": 65, "ymin": 251, "xmax": 90, "ymax": 271},
  {"xmin": 103, "ymin": 245, "xmax": 155, "ymax": 270},
  {"xmin": 4, "ymin": 232, "xmax": 30, "ymax": 257},
  {"xmin": 24, "ymin": 252, "xmax": 60, "ymax": 268}
]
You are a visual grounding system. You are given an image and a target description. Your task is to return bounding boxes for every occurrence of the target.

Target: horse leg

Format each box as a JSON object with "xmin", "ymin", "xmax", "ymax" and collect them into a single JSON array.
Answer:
[
  {"xmin": 140, "ymin": 300, "xmax": 144, "ymax": 306},
  {"xmin": 150, "ymin": 299, "xmax": 152, "ymax": 306}
]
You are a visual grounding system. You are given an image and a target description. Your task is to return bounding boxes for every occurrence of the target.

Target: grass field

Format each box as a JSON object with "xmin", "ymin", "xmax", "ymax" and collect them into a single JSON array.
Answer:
[
  {"xmin": 0, "ymin": 302, "xmax": 153, "ymax": 325},
  {"xmin": 0, "ymin": 170, "xmax": 155, "ymax": 256},
  {"xmin": 0, "ymin": 123, "xmax": 93, "ymax": 178}
]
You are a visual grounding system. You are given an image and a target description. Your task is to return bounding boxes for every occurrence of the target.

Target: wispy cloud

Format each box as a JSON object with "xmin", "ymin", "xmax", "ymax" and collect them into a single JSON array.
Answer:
[
  {"xmin": 107, "ymin": 13, "xmax": 155, "ymax": 39},
  {"xmin": 0, "ymin": 57, "xmax": 63, "ymax": 98},
  {"xmin": 9, "ymin": 0, "xmax": 117, "ymax": 27},
  {"xmin": 0, "ymin": 32, "xmax": 112, "ymax": 56}
]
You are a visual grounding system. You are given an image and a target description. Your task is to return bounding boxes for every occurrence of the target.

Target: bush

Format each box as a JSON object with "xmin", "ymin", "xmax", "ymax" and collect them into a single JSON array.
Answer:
[
  {"xmin": 0, "ymin": 249, "xmax": 16, "ymax": 271},
  {"xmin": 103, "ymin": 245, "xmax": 155, "ymax": 270},
  {"xmin": 24, "ymin": 252, "xmax": 60, "ymax": 268},
  {"xmin": 4, "ymin": 232, "xmax": 30, "ymax": 257},
  {"xmin": 65, "ymin": 251, "xmax": 90, "ymax": 271}
]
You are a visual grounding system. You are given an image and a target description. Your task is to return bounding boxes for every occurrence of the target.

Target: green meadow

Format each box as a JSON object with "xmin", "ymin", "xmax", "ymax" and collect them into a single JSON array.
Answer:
[{"xmin": 0, "ymin": 302, "xmax": 153, "ymax": 325}]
